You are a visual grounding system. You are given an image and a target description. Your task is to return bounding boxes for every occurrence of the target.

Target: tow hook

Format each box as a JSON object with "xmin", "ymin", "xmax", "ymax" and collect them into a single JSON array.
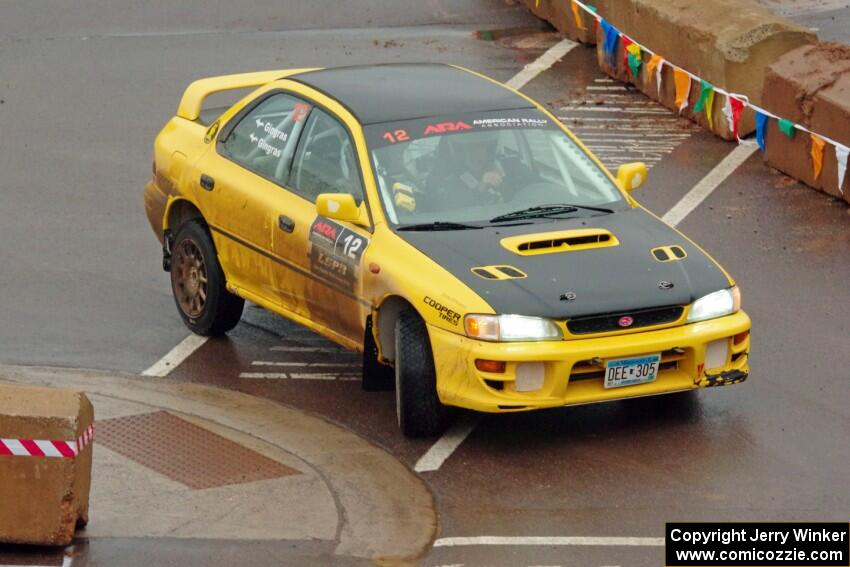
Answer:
[{"xmin": 162, "ymin": 229, "xmax": 174, "ymax": 272}]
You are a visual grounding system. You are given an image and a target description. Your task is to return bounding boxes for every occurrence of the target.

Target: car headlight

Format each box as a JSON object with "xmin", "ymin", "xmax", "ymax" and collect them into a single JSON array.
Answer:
[
  {"xmin": 464, "ymin": 314, "xmax": 562, "ymax": 342},
  {"xmin": 686, "ymin": 286, "xmax": 741, "ymax": 323}
]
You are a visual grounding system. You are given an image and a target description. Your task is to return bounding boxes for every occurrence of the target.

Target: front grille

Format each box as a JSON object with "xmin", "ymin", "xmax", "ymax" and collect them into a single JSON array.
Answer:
[{"xmin": 566, "ymin": 305, "xmax": 684, "ymax": 335}]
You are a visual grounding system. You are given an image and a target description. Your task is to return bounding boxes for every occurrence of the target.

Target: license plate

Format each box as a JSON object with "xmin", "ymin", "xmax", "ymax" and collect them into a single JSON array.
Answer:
[{"xmin": 604, "ymin": 354, "xmax": 661, "ymax": 389}]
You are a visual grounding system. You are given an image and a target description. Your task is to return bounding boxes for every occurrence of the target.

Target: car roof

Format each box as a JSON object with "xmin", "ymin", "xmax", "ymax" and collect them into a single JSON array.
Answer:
[{"xmin": 286, "ymin": 63, "xmax": 535, "ymax": 125}]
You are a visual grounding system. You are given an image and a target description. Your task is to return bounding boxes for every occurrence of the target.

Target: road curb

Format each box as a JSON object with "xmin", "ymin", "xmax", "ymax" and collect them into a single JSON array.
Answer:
[{"xmin": 0, "ymin": 365, "xmax": 438, "ymax": 564}]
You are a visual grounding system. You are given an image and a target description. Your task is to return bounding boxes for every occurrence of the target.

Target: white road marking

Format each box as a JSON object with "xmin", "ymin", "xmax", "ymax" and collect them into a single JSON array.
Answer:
[
  {"xmin": 239, "ymin": 372, "xmax": 359, "ymax": 381},
  {"xmin": 269, "ymin": 345, "xmax": 346, "ymax": 353},
  {"xmin": 565, "ymin": 117, "xmax": 683, "ymax": 124},
  {"xmin": 141, "ymin": 334, "xmax": 208, "ymax": 377},
  {"xmin": 662, "ymin": 143, "xmax": 758, "ymax": 227},
  {"xmin": 504, "ymin": 38, "xmax": 579, "ymax": 90},
  {"xmin": 414, "ymin": 414, "xmax": 480, "ymax": 472},
  {"xmin": 291, "ymin": 373, "xmax": 360, "ymax": 381},
  {"xmin": 251, "ymin": 360, "xmax": 359, "ymax": 367},
  {"xmin": 561, "ymin": 106, "xmax": 672, "ymax": 114},
  {"xmin": 586, "ymin": 85, "xmax": 628, "ymax": 91},
  {"xmin": 433, "ymin": 536, "xmax": 665, "ymax": 547}
]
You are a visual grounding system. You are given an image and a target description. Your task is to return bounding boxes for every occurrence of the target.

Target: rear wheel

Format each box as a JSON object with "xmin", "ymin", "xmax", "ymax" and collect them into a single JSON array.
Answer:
[
  {"xmin": 170, "ymin": 220, "xmax": 244, "ymax": 336},
  {"xmin": 394, "ymin": 310, "xmax": 445, "ymax": 437}
]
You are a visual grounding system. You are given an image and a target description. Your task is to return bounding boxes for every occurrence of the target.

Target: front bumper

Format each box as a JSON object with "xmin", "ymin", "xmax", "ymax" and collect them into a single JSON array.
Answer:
[{"xmin": 429, "ymin": 310, "xmax": 751, "ymax": 413}]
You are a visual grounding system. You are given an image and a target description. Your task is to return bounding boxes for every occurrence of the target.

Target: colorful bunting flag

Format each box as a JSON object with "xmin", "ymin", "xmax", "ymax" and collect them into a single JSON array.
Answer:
[
  {"xmin": 646, "ymin": 54, "xmax": 664, "ymax": 97},
  {"xmin": 811, "ymin": 135, "xmax": 826, "ymax": 180},
  {"xmin": 755, "ymin": 112, "xmax": 769, "ymax": 153},
  {"xmin": 621, "ymin": 36, "xmax": 633, "ymax": 71},
  {"xmin": 673, "ymin": 69, "xmax": 691, "ymax": 113},
  {"xmin": 835, "ymin": 144, "xmax": 849, "ymax": 194},
  {"xmin": 626, "ymin": 43, "xmax": 642, "ymax": 79},
  {"xmin": 694, "ymin": 80, "xmax": 715, "ymax": 128},
  {"xmin": 571, "ymin": 0, "xmax": 587, "ymax": 30},
  {"xmin": 600, "ymin": 20, "xmax": 619, "ymax": 66},
  {"xmin": 570, "ymin": 0, "xmax": 847, "ymax": 199},
  {"xmin": 778, "ymin": 119, "xmax": 796, "ymax": 138},
  {"xmin": 705, "ymin": 88, "xmax": 716, "ymax": 130},
  {"xmin": 722, "ymin": 96, "xmax": 746, "ymax": 141}
]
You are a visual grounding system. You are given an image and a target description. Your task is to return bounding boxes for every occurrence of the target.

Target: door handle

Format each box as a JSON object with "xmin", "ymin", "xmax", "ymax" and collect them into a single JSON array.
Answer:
[
  {"xmin": 278, "ymin": 215, "xmax": 295, "ymax": 233},
  {"xmin": 200, "ymin": 174, "xmax": 215, "ymax": 191}
]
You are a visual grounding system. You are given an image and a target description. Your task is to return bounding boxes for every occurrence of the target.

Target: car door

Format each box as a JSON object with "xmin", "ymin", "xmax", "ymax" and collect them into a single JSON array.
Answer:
[
  {"xmin": 273, "ymin": 107, "xmax": 371, "ymax": 344},
  {"xmin": 193, "ymin": 92, "xmax": 312, "ymax": 310}
]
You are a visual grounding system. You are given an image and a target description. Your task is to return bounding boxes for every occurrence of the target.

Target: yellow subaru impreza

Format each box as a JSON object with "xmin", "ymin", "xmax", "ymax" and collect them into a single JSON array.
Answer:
[{"xmin": 144, "ymin": 64, "xmax": 751, "ymax": 436}]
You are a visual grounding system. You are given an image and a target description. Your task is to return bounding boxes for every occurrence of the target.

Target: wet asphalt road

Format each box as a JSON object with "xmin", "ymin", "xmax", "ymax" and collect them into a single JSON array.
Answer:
[{"xmin": 1, "ymin": 1, "xmax": 849, "ymax": 566}]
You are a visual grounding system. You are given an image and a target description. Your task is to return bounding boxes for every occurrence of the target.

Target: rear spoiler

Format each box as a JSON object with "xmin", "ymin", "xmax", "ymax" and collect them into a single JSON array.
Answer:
[{"xmin": 176, "ymin": 68, "xmax": 320, "ymax": 121}]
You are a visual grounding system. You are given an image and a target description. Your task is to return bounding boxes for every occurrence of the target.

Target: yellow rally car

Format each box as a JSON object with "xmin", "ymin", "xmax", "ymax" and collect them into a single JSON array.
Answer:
[{"xmin": 145, "ymin": 64, "xmax": 751, "ymax": 436}]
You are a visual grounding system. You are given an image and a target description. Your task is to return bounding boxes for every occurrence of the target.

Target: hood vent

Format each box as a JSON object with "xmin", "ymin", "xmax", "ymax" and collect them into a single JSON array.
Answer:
[
  {"xmin": 501, "ymin": 229, "xmax": 619, "ymax": 256},
  {"xmin": 652, "ymin": 245, "xmax": 687, "ymax": 262},
  {"xmin": 471, "ymin": 265, "xmax": 527, "ymax": 280}
]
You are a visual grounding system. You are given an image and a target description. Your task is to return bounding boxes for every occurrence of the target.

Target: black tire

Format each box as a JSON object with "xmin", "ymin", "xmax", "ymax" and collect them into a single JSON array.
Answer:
[
  {"xmin": 363, "ymin": 316, "xmax": 395, "ymax": 391},
  {"xmin": 394, "ymin": 310, "xmax": 445, "ymax": 437},
  {"xmin": 169, "ymin": 220, "xmax": 244, "ymax": 336}
]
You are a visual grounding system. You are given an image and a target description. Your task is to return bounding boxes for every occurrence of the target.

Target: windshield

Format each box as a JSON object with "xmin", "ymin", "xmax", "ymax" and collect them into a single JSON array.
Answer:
[{"xmin": 365, "ymin": 109, "xmax": 627, "ymax": 226}]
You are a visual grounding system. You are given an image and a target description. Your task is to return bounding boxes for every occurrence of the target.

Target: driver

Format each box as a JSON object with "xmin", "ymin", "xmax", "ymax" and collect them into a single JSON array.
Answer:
[{"xmin": 428, "ymin": 131, "xmax": 511, "ymax": 207}]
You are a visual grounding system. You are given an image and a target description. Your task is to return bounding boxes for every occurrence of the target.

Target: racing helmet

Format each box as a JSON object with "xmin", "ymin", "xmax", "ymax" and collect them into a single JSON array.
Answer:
[{"xmin": 447, "ymin": 130, "xmax": 500, "ymax": 163}]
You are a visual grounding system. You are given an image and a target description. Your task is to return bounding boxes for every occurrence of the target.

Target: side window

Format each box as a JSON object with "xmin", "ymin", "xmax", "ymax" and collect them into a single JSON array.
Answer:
[
  {"xmin": 290, "ymin": 109, "xmax": 364, "ymax": 204},
  {"xmin": 220, "ymin": 94, "xmax": 312, "ymax": 184}
]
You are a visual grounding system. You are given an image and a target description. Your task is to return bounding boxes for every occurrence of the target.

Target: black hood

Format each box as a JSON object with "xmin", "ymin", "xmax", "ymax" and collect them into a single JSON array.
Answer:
[{"xmin": 398, "ymin": 208, "xmax": 731, "ymax": 319}]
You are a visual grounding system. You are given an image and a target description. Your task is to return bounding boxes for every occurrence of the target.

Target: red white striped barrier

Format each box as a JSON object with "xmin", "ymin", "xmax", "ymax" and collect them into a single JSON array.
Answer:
[{"xmin": 0, "ymin": 423, "xmax": 94, "ymax": 458}]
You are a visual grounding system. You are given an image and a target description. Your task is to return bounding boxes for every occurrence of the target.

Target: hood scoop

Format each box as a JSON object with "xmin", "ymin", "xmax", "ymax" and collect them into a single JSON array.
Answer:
[
  {"xmin": 501, "ymin": 229, "xmax": 619, "ymax": 256},
  {"xmin": 471, "ymin": 265, "xmax": 527, "ymax": 280}
]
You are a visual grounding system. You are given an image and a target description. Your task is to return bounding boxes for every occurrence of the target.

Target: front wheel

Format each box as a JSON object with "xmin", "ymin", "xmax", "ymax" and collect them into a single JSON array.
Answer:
[
  {"xmin": 169, "ymin": 220, "xmax": 244, "ymax": 336},
  {"xmin": 394, "ymin": 310, "xmax": 446, "ymax": 437}
]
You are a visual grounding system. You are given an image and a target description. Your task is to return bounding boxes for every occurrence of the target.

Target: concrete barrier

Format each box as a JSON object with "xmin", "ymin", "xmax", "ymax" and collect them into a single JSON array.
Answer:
[
  {"xmin": 0, "ymin": 384, "xmax": 94, "ymax": 545},
  {"xmin": 521, "ymin": 0, "xmax": 597, "ymax": 45},
  {"xmin": 762, "ymin": 43, "xmax": 850, "ymax": 204},
  {"xmin": 591, "ymin": 0, "xmax": 816, "ymax": 139}
]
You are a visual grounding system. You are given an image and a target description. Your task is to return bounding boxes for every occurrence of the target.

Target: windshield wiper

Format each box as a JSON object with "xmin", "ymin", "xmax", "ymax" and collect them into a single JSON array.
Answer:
[
  {"xmin": 397, "ymin": 221, "xmax": 483, "ymax": 232},
  {"xmin": 489, "ymin": 203, "xmax": 614, "ymax": 223}
]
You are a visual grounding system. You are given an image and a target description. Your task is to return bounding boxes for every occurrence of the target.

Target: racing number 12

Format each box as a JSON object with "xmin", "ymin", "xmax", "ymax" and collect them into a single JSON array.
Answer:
[
  {"xmin": 342, "ymin": 234, "xmax": 362, "ymax": 259},
  {"xmin": 382, "ymin": 129, "xmax": 409, "ymax": 144}
]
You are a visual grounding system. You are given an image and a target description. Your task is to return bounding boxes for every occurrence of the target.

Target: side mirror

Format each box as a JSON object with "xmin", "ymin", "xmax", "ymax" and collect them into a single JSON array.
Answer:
[
  {"xmin": 316, "ymin": 193, "xmax": 368, "ymax": 227},
  {"xmin": 616, "ymin": 162, "xmax": 648, "ymax": 192}
]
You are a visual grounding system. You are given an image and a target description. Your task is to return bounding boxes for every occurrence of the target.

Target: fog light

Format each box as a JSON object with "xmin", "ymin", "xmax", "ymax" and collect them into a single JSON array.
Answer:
[
  {"xmin": 475, "ymin": 359, "xmax": 506, "ymax": 373},
  {"xmin": 515, "ymin": 362, "xmax": 545, "ymax": 392},
  {"xmin": 705, "ymin": 339, "xmax": 729, "ymax": 370},
  {"xmin": 734, "ymin": 331, "xmax": 749, "ymax": 345}
]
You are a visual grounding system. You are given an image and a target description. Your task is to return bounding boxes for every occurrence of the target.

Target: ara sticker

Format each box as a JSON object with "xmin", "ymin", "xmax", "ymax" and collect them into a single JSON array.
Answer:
[
  {"xmin": 309, "ymin": 217, "xmax": 369, "ymax": 290},
  {"xmin": 424, "ymin": 121, "xmax": 472, "ymax": 136}
]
